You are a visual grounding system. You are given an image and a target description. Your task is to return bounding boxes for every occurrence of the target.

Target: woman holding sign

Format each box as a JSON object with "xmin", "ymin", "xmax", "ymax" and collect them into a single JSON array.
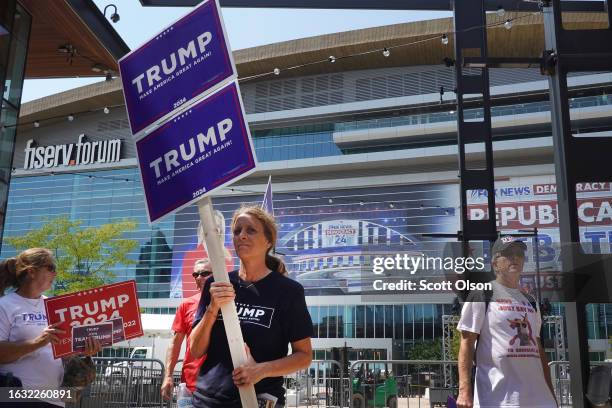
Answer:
[
  {"xmin": 0, "ymin": 248, "xmax": 100, "ymax": 407},
  {"xmin": 190, "ymin": 206, "xmax": 313, "ymax": 408}
]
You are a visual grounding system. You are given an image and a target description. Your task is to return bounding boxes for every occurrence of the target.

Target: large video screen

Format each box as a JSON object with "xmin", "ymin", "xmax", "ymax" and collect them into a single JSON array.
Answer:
[{"xmin": 170, "ymin": 177, "xmax": 612, "ymax": 297}]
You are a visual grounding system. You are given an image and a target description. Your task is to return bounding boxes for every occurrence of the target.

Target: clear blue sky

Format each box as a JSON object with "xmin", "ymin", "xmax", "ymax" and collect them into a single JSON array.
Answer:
[{"xmin": 21, "ymin": 1, "xmax": 450, "ymax": 103}]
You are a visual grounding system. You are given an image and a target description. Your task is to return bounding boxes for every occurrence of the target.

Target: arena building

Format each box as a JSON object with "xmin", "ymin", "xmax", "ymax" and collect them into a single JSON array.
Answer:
[
  {"xmin": 3, "ymin": 11, "xmax": 611, "ymax": 362},
  {"xmin": 0, "ymin": 0, "xmax": 128, "ymax": 238}
]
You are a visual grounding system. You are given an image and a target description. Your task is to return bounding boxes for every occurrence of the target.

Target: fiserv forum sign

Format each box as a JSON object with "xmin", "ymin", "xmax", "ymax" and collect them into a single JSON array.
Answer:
[
  {"xmin": 23, "ymin": 135, "xmax": 122, "ymax": 169},
  {"xmin": 118, "ymin": 0, "xmax": 235, "ymax": 136}
]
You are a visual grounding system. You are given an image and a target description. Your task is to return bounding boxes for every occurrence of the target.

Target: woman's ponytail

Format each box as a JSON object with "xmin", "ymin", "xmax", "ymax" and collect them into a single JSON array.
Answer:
[
  {"xmin": 265, "ymin": 252, "xmax": 287, "ymax": 276},
  {"xmin": 0, "ymin": 248, "xmax": 54, "ymax": 295},
  {"xmin": 0, "ymin": 258, "xmax": 18, "ymax": 295}
]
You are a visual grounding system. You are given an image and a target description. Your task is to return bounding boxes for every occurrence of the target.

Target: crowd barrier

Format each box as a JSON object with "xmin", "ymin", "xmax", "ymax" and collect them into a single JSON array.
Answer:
[
  {"xmin": 548, "ymin": 360, "xmax": 612, "ymax": 408},
  {"xmin": 68, "ymin": 357, "xmax": 167, "ymax": 408},
  {"xmin": 548, "ymin": 360, "xmax": 571, "ymax": 408},
  {"xmin": 348, "ymin": 359, "xmax": 458, "ymax": 408},
  {"xmin": 65, "ymin": 357, "xmax": 603, "ymax": 407}
]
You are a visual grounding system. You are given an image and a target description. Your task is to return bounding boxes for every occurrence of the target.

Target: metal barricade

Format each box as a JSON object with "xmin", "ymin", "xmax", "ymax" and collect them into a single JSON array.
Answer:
[
  {"xmin": 160, "ymin": 359, "xmax": 459, "ymax": 408},
  {"xmin": 73, "ymin": 357, "xmax": 167, "ymax": 408},
  {"xmin": 349, "ymin": 360, "xmax": 459, "ymax": 408},
  {"xmin": 164, "ymin": 359, "xmax": 346, "ymax": 408},
  {"xmin": 549, "ymin": 360, "xmax": 612, "ymax": 408},
  {"xmin": 284, "ymin": 360, "xmax": 348, "ymax": 408},
  {"xmin": 76, "ymin": 358, "xmax": 585, "ymax": 408},
  {"xmin": 548, "ymin": 360, "xmax": 571, "ymax": 408},
  {"xmin": 78, "ymin": 357, "xmax": 612, "ymax": 407}
]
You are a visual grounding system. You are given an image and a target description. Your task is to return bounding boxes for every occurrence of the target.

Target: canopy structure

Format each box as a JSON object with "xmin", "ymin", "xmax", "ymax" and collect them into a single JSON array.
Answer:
[{"xmin": 20, "ymin": 0, "xmax": 129, "ymax": 78}]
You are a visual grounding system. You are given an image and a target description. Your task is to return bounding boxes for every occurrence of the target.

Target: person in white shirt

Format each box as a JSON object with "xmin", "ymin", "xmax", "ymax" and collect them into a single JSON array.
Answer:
[
  {"xmin": 456, "ymin": 236, "xmax": 557, "ymax": 408},
  {"xmin": 0, "ymin": 248, "xmax": 100, "ymax": 407}
]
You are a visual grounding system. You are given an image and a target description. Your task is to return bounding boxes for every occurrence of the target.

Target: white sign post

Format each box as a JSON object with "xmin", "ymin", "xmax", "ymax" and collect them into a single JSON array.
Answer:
[{"xmin": 198, "ymin": 197, "xmax": 258, "ymax": 407}]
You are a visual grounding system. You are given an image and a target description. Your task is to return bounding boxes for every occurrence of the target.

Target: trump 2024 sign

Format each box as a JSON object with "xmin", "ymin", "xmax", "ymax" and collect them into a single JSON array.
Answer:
[
  {"xmin": 136, "ymin": 81, "xmax": 256, "ymax": 222},
  {"xmin": 118, "ymin": 0, "xmax": 235, "ymax": 136},
  {"xmin": 44, "ymin": 280, "xmax": 143, "ymax": 358}
]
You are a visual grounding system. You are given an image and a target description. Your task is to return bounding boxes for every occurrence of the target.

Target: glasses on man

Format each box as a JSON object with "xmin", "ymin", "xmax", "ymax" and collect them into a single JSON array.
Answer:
[{"xmin": 192, "ymin": 271, "xmax": 212, "ymax": 278}]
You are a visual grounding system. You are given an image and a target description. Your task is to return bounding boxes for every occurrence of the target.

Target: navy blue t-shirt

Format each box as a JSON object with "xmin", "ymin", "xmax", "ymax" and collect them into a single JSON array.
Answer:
[{"xmin": 191, "ymin": 270, "xmax": 313, "ymax": 408}]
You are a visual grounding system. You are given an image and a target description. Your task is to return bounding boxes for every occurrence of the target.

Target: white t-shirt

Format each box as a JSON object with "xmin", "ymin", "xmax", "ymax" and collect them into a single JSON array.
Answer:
[
  {"xmin": 0, "ymin": 292, "xmax": 65, "ymax": 407},
  {"xmin": 457, "ymin": 281, "xmax": 557, "ymax": 408}
]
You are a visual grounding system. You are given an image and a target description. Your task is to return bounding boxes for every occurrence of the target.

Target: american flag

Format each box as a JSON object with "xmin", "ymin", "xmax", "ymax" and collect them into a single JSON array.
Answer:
[{"xmin": 261, "ymin": 175, "xmax": 274, "ymax": 216}]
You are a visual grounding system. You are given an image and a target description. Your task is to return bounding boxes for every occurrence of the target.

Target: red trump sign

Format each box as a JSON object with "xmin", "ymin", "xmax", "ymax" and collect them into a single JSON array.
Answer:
[{"xmin": 44, "ymin": 280, "xmax": 143, "ymax": 358}]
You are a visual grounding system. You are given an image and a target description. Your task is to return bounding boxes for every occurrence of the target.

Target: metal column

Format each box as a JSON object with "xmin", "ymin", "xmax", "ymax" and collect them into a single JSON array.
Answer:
[
  {"xmin": 453, "ymin": 1, "xmax": 497, "ymax": 249},
  {"xmin": 542, "ymin": 1, "xmax": 612, "ymax": 406}
]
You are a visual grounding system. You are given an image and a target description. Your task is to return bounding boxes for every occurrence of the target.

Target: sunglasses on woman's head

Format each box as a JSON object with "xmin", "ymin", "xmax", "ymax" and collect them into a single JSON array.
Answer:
[
  {"xmin": 192, "ymin": 271, "xmax": 212, "ymax": 278},
  {"xmin": 44, "ymin": 264, "xmax": 56, "ymax": 272}
]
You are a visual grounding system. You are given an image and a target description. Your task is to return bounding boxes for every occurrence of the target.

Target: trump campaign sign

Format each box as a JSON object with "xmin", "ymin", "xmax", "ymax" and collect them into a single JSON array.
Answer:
[
  {"xmin": 121, "ymin": 3, "xmax": 259, "ymax": 405},
  {"xmin": 118, "ymin": 0, "xmax": 235, "ymax": 136},
  {"xmin": 136, "ymin": 81, "xmax": 256, "ymax": 222},
  {"xmin": 121, "ymin": 0, "xmax": 257, "ymax": 223},
  {"xmin": 44, "ymin": 280, "xmax": 143, "ymax": 358}
]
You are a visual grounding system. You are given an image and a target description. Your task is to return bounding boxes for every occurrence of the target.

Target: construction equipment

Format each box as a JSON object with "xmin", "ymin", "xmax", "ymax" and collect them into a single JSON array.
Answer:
[{"xmin": 351, "ymin": 362, "xmax": 398, "ymax": 408}]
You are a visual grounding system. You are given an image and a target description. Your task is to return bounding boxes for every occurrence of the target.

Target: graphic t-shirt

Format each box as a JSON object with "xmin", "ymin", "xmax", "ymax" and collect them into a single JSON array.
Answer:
[
  {"xmin": 172, "ymin": 293, "xmax": 206, "ymax": 392},
  {"xmin": 191, "ymin": 271, "xmax": 314, "ymax": 408},
  {"xmin": 0, "ymin": 292, "xmax": 65, "ymax": 407},
  {"xmin": 457, "ymin": 281, "xmax": 556, "ymax": 408}
]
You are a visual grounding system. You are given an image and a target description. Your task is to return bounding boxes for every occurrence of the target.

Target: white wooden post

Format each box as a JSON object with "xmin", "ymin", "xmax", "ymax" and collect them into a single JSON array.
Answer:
[{"xmin": 197, "ymin": 196, "xmax": 258, "ymax": 407}]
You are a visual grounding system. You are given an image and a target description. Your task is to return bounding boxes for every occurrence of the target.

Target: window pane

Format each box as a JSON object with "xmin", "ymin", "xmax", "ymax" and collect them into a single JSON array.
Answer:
[
  {"xmin": 374, "ymin": 305, "xmax": 384, "ymax": 338},
  {"xmin": 365, "ymin": 305, "xmax": 375, "ymax": 338},
  {"xmin": 355, "ymin": 305, "xmax": 365, "ymax": 338},
  {"xmin": 319, "ymin": 306, "xmax": 329, "ymax": 339}
]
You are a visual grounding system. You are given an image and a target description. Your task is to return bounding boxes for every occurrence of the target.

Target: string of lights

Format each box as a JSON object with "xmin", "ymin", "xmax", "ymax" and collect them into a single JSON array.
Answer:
[
  {"xmin": 239, "ymin": 11, "xmax": 539, "ymax": 83},
  {"xmin": 4, "ymin": 103, "xmax": 122, "ymax": 132},
  {"xmin": 10, "ymin": 169, "xmax": 133, "ymax": 183},
  {"xmin": 2, "ymin": 11, "xmax": 539, "ymax": 131}
]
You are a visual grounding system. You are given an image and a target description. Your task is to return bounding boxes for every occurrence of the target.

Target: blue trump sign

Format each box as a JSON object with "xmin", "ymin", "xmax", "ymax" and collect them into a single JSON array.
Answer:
[
  {"xmin": 119, "ymin": 0, "xmax": 235, "ymax": 136},
  {"xmin": 136, "ymin": 81, "xmax": 257, "ymax": 222}
]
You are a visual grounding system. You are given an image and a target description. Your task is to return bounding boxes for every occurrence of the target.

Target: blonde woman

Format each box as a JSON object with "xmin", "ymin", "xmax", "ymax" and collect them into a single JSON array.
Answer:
[
  {"xmin": 190, "ymin": 206, "xmax": 313, "ymax": 408},
  {"xmin": 0, "ymin": 248, "xmax": 100, "ymax": 407}
]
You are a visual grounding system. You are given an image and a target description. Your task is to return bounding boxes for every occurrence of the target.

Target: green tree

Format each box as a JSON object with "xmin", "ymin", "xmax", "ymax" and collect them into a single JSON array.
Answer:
[
  {"xmin": 406, "ymin": 339, "xmax": 443, "ymax": 361},
  {"xmin": 451, "ymin": 329, "xmax": 461, "ymax": 360},
  {"xmin": 5, "ymin": 216, "xmax": 138, "ymax": 295}
]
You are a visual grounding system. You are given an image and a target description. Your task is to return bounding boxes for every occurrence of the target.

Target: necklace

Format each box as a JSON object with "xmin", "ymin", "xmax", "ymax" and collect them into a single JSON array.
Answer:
[{"xmin": 238, "ymin": 268, "xmax": 271, "ymax": 297}]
